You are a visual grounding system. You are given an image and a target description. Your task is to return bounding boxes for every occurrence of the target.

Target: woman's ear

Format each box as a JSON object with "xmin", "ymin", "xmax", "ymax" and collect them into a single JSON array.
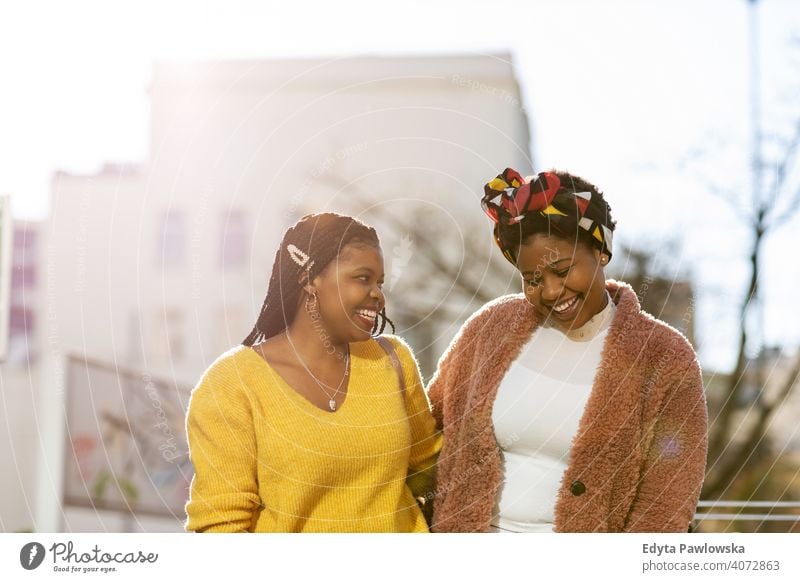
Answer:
[
  {"xmin": 297, "ymin": 271, "xmax": 321, "ymax": 297},
  {"xmin": 593, "ymin": 248, "xmax": 609, "ymax": 265}
]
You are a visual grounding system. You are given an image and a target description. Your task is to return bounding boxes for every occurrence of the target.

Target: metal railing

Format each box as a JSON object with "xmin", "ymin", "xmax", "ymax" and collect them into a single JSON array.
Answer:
[{"xmin": 695, "ymin": 500, "xmax": 800, "ymax": 523}]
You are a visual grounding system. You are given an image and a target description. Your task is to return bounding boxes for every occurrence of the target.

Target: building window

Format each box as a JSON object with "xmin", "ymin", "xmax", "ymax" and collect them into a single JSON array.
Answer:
[
  {"xmin": 11, "ymin": 226, "xmax": 38, "ymax": 295},
  {"xmin": 7, "ymin": 225, "xmax": 38, "ymax": 364},
  {"xmin": 7, "ymin": 307, "xmax": 35, "ymax": 364},
  {"xmin": 159, "ymin": 210, "xmax": 185, "ymax": 267},
  {"xmin": 12, "ymin": 264, "xmax": 36, "ymax": 289},
  {"xmin": 221, "ymin": 210, "xmax": 248, "ymax": 270},
  {"xmin": 13, "ymin": 226, "xmax": 37, "ymax": 263},
  {"xmin": 9, "ymin": 306, "xmax": 33, "ymax": 333}
]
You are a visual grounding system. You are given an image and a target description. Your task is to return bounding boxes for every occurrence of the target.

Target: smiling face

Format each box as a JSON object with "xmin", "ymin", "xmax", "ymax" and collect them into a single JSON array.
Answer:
[
  {"xmin": 517, "ymin": 233, "xmax": 608, "ymax": 332},
  {"xmin": 309, "ymin": 241, "xmax": 385, "ymax": 343}
]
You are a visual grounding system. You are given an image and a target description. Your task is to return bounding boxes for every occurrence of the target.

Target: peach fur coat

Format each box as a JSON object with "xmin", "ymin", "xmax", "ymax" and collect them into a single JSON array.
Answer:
[{"xmin": 427, "ymin": 280, "xmax": 708, "ymax": 532}]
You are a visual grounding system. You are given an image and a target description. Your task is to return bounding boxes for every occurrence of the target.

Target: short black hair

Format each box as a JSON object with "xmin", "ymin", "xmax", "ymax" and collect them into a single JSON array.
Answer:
[{"xmin": 496, "ymin": 170, "xmax": 616, "ymax": 262}]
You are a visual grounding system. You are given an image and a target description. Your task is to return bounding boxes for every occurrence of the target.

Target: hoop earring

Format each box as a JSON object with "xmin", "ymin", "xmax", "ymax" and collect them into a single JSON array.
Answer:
[{"xmin": 305, "ymin": 291, "xmax": 318, "ymax": 314}]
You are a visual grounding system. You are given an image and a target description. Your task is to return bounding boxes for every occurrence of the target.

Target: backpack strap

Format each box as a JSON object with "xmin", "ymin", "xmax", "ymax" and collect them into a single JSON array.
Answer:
[
  {"xmin": 375, "ymin": 336, "xmax": 406, "ymax": 399},
  {"xmin": 375, "ymin": 336, "xmax": 434, "ymax": 528}
]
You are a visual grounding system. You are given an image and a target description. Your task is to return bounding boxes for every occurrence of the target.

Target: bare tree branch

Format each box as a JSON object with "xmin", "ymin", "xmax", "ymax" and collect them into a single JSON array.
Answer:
[
  {"xmin": 703, "ymin": 349, "xmax": 800, "ymax": 497},
  {"xmin": 697, "ymin": 176, "xmax": 752, "ymax": 224},
  {"xmin": 765, "ymin": 119, "xmax": 800, "ymax": 226},
  {"xmin": 319, "ymin": 172, "xmax": 510, "ymax": 305}
]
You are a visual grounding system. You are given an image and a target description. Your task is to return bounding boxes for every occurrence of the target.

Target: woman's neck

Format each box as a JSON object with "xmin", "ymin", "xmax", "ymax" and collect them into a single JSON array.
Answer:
[
  {"xmin": 559, "ymin": 291, "xmax": 614, "ymax": 341},
  {"xmin": 284, "ymin": 317, "xmax": 348, "ymax": 363}
]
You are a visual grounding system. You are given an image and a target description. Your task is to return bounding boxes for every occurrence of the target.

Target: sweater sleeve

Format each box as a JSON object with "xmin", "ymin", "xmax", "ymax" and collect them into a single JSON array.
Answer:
[
  {"xmin": 624, "ymin": 357, "xmax": 708, "ymax": 532},
  {"xmin": 184, "ymin": 359, "xmax": 261, "ymax": 533},
  {"xmin": 388, "ymin": 336, "xmax": 442, "ymax": 500}
]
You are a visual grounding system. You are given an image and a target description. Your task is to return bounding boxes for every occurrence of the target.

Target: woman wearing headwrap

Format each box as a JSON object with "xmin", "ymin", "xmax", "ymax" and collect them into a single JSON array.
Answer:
[
  {"xmin": 185, "ymin": 213, "xmax": 441, "ymax": 532},
  {"xmin": 427, "ymin": 169, "xmax": 707, "ymax": 532}
]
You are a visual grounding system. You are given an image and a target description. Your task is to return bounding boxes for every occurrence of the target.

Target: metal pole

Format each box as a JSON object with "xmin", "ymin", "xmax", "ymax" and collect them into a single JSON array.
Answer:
[
  {"xmin": 748, "ymin": 0, "xmax": 767, "ymax": 385},
  {"xmin": 749, "ymin": 0, "xmax": 762, "ymax": 207}
]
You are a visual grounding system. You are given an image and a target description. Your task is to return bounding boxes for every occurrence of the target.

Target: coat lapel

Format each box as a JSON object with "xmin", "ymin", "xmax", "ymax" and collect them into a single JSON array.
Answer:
[
  {"xmin": 453, "ymin": 296, "xmax": 539, "ymax": 530},
  {"xmin": 554, "ymin": 281, "xmax": 647, "ymax": 531}
]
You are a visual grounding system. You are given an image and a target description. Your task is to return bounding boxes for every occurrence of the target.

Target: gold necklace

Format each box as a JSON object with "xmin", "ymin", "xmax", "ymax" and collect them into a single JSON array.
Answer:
[
  {"xmin": 286, "ymin": 333, "xmax": 350, "ymax": 411},
  {"xmin": 310, "ymin": 349, "xmax": 350, "ymax": 411}
]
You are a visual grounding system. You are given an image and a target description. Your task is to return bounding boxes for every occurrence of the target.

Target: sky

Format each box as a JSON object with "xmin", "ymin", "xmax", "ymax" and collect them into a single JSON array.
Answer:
[{"xmin": 0, "ymin": 0, "xmax": 798, "ymax": 372}]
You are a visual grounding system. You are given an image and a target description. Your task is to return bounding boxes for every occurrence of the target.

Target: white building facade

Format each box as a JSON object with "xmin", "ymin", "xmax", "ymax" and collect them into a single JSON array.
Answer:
[{"xmin": 13, "ymin": 54, "xmax": 532, "ymax": 532}]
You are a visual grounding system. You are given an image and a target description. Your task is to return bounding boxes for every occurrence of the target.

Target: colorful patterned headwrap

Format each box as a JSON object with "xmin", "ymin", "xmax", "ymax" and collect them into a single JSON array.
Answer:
[{"xmin": 481, "ymin": 168, "xmax": 614, "ymax": 264}]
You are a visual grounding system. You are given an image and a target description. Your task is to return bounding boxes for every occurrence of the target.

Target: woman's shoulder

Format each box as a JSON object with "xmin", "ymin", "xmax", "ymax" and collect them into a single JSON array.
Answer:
[
  {"xmin": 609, "ymin": 280, "xmax": 699, "ymax": 367},
  {"xmin": 646, "ymin": 315, "xmax": 699, "ymax": 368},
  {"xmin": 193, "ymin": 345, "xmax": 261, "ymax": 395},
  {"xmin": 477, "ymin": 292, "xmax": 530, "ymax": 313},
  {"xmin": 372, "ymin": 334, "xmax": 419, "ymax": 366},
  {"xmin": 464, "ymin": 293, "xmax": 532, "ymax": 329},
  {"xmin": 453, "ymin": 294, "xmax": 535, "ymax": 344},
  {"xmin": 380, "ymin": 333, "xmax": 411, "ymax": 351},
  {"xmin": 188, "ymin": 346, "xmax": 259, "ymax": 421},
  {"xmin": 427, "ymin": 294, "xmax": 536, "ymax": 369}
]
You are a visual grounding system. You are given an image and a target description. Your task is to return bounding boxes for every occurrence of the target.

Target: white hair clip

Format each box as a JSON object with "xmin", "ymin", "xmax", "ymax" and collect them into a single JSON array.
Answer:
[{"xmin": 287, "ymin": 244, "xmax": 315, "ymax": 270}]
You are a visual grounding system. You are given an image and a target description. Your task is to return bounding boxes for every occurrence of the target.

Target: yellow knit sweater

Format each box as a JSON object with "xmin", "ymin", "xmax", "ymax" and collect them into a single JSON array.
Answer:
[{"xmin": 184, "ymin": 336, "xmax": 441, "ymax": 532}]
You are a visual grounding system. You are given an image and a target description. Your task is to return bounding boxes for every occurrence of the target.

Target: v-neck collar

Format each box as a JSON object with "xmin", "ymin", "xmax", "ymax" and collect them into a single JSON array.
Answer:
[{"xmin": 243, "ymin": 344, "xmax": 353, "ymax": 415}]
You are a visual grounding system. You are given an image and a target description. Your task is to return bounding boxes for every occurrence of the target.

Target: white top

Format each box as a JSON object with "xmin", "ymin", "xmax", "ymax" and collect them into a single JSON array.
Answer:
[{"xmin": 491, "ymin": 293, "xmax": 615, "ymax": 533}]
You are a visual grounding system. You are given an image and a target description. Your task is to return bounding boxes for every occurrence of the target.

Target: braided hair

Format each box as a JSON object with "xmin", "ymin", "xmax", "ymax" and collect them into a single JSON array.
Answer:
[
  {"xmin": 243, "ymin": 213, "xmax": 395, "ymax": 346},
  {"xmin": 496, "ymin": 170, "xmax": 616, "ymax": 262}
]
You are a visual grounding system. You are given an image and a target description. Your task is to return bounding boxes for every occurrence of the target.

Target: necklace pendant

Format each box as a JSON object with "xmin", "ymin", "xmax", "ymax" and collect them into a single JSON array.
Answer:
[{"xmin": 329, "ymin": 399, "xmax": 337, "ymax": 411}]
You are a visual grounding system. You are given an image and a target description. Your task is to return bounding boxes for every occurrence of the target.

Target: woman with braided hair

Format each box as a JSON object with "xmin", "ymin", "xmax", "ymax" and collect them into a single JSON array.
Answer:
[
  {"xmin": 428, "ymin": 169, "xmax": 707, "ymax": 532},
  {"xmin": 185, "ymin": 212, "xmax": 441, "ymax": 532}
]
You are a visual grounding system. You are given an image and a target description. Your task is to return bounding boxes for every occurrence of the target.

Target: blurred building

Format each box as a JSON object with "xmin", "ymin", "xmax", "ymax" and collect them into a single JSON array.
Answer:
[
  {"xmin": 706, "ymin": 347, "xmax": 800, "ymax": 453},
  {"xmin": 699, "ymin": 349, "xmax": 800, "ymax": 531},
  {"xmin": 5, "ymin": 54, "xmax": 532, "ymax": 532},
  {"xmin": 759, "ymin": 348, "xmax": 800, "ymax": 453},
  {"xmin": 0, "ymin": 221, "xmax": 42, "ymax": 532},
  {"xmin": 47, "ymin": 54, "xmax": 531, "ymax": 385}
]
